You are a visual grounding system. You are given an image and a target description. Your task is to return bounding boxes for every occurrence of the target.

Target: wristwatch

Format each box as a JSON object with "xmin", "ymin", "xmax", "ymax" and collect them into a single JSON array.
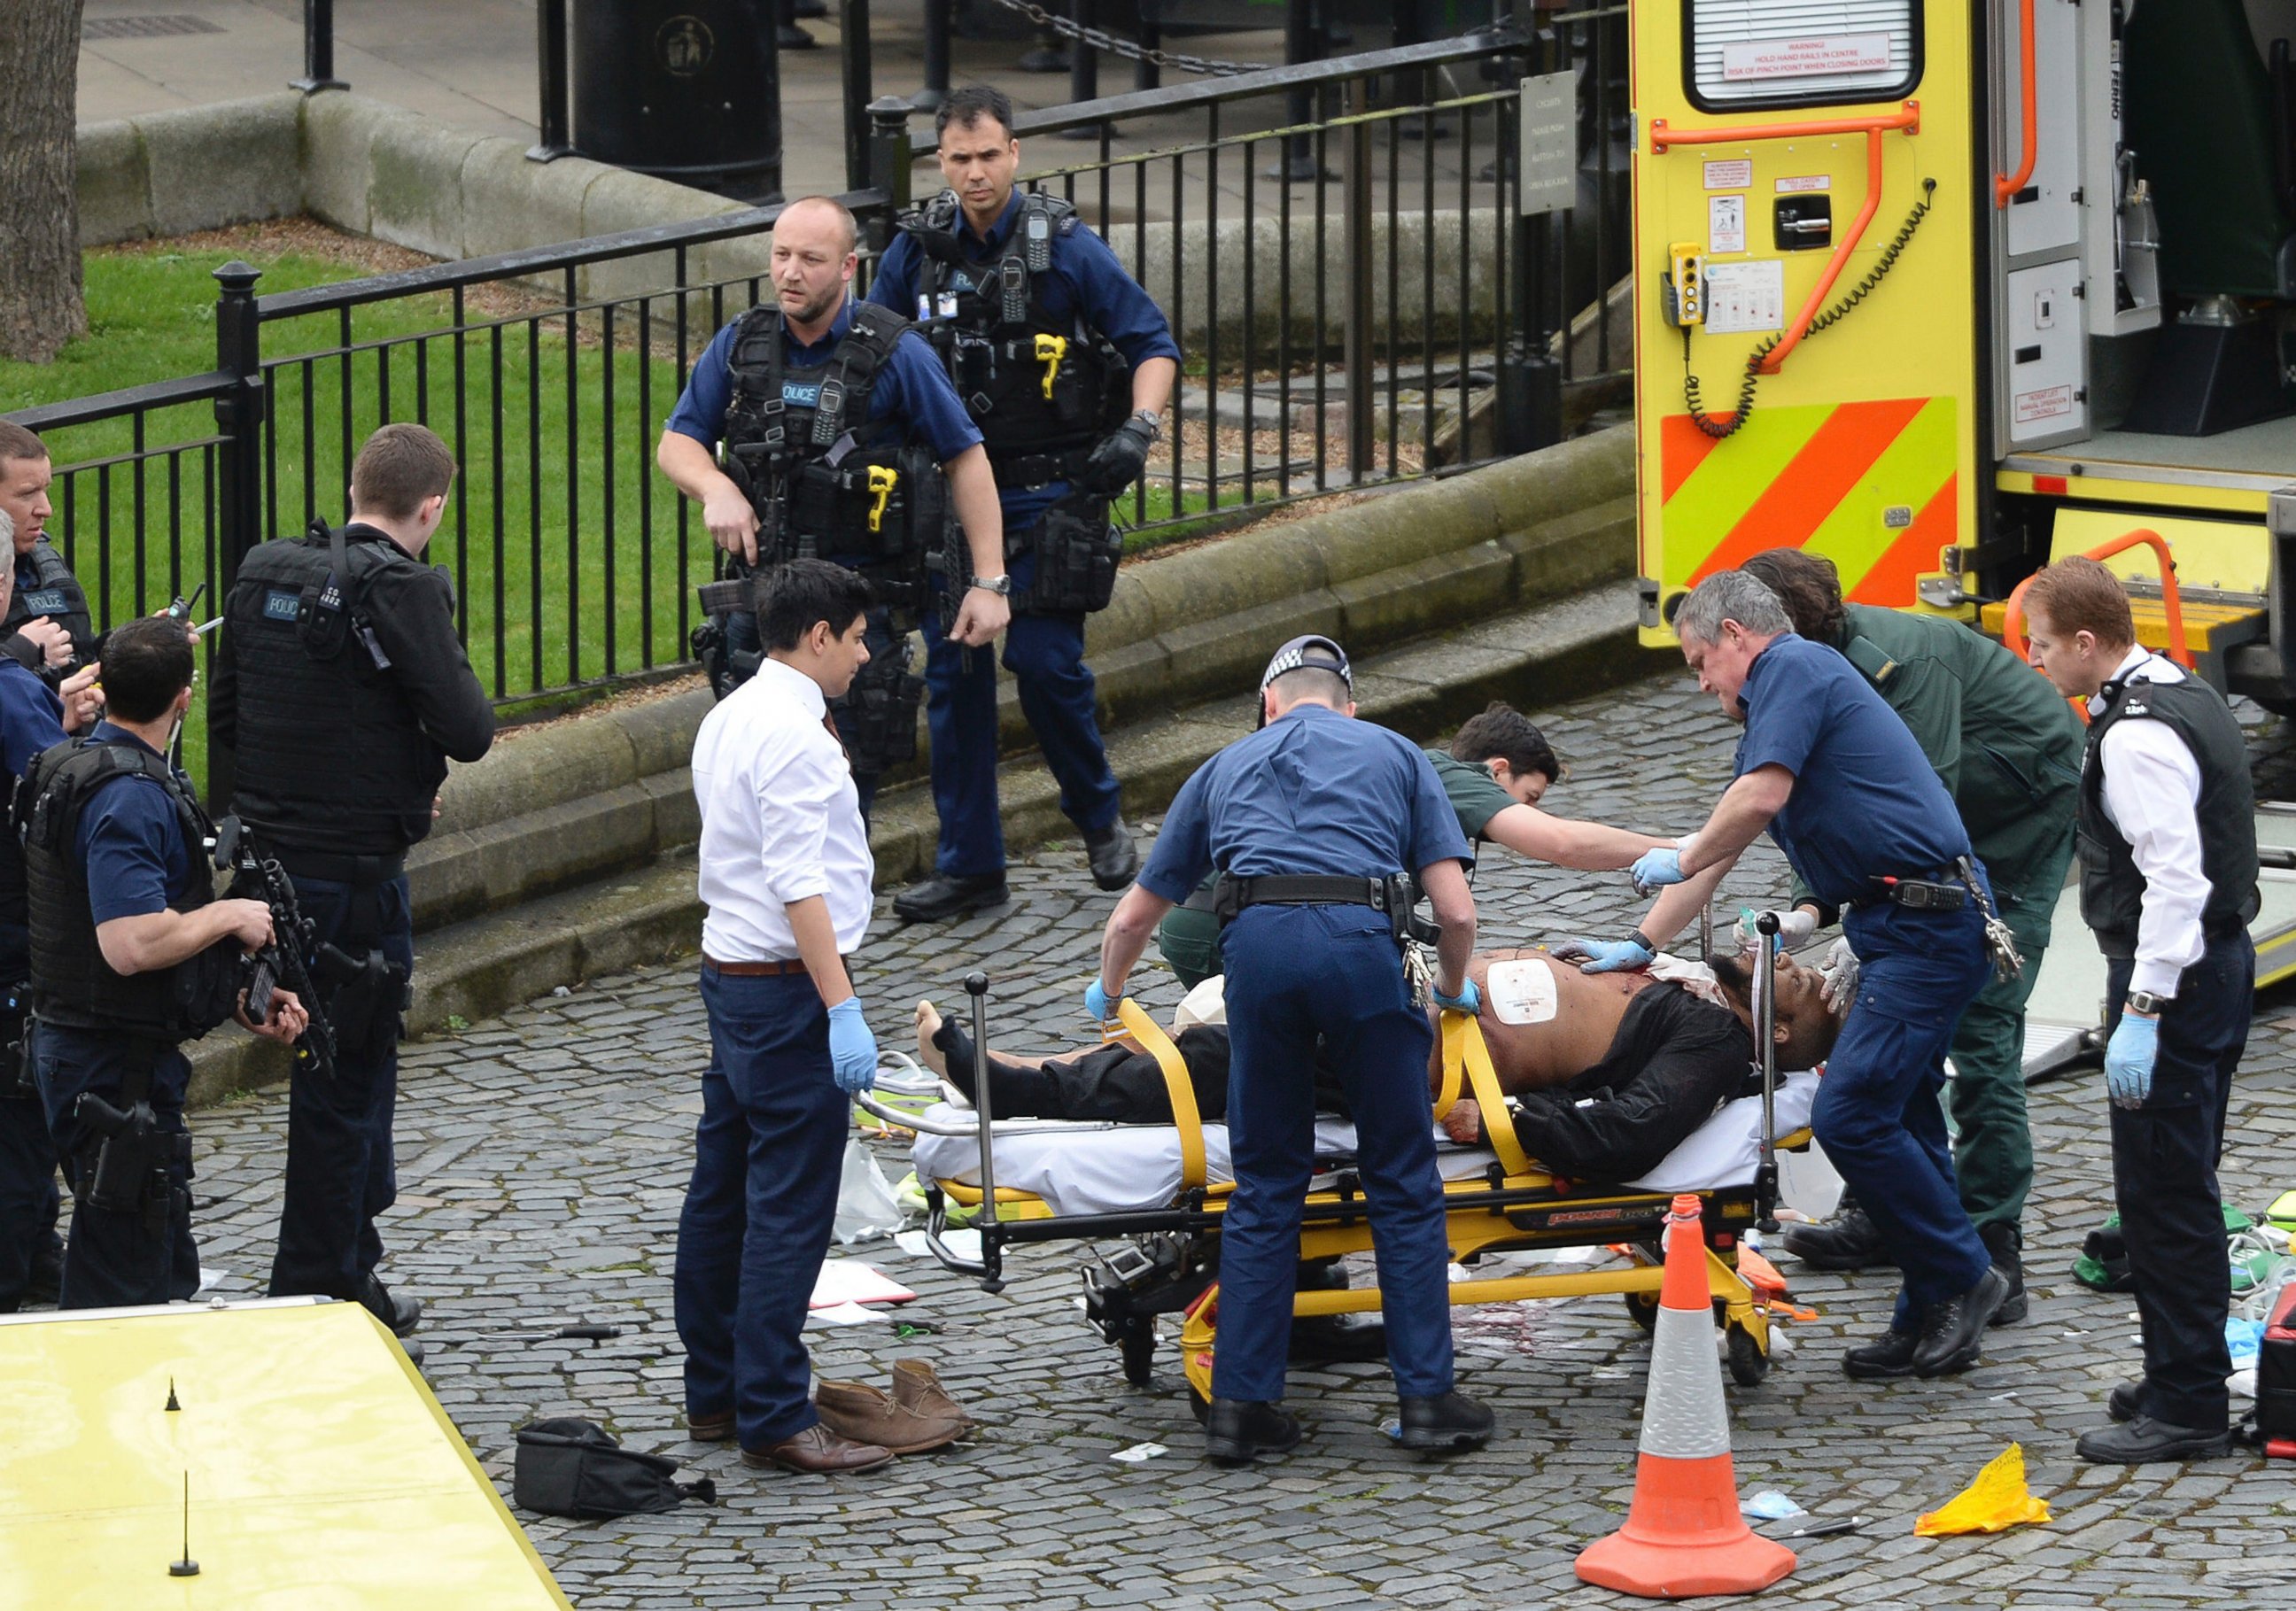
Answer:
[
  {"xmin": 970, "ymin": 574, "xmax": 1012, "ymax": 596},
  {"xmin": 1132, "ymin": 409, "xmax": 1164, "ymax": 440},
  {"xmin": 2126, "ymin": 989, "xmax": 2169, "ymax": 1016}
]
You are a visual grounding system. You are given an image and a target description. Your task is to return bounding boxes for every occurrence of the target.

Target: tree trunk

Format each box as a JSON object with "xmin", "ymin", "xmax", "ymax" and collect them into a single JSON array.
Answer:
[{"xmin": 0, "ymin": 0, "xmax": 89, "ymax": 364}]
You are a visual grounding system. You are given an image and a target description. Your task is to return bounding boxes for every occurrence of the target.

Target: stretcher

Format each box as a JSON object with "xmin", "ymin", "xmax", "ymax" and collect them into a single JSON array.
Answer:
[{"xmin": 871, "ymin": 929, "xmax": 1817, "ymax": 1410}]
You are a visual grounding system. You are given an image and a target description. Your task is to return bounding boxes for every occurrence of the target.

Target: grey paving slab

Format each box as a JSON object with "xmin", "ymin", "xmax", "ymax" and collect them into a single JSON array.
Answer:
[{"xmin": 61, "ymin": 666, "xmax": 2296, "ymax": 1607}]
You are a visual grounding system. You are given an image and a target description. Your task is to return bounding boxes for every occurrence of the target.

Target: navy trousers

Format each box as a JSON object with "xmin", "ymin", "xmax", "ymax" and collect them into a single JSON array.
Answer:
[
  {"xmin": 33, "ymin": 1024, "xmax": 197, "ymax": 1309},
  {"xmin": 1820, "ymin": 899, "xmax": 1996, "ymax": 1330},
  {"xmin": 2106, "ymin": 933, "xmax": 2252, "ymax": 1429},
  {"xmin": 0, "ymin": 1088, "xmax": 60, "ymax": 1310},
  {"xmin": 674, "ymin": 965, "xmax": 849, "ymax": 1447},
  {"xmin": 919, "ymin": 597, "xmax": 1121, "ymax": 879},
  {"xmin": 1214, "ymin": 908, "xmax": 1454, "ymax": 1402},
  {"xmin": 268, "ymin": 872, "xmax": 415, "ymax": 1300}
]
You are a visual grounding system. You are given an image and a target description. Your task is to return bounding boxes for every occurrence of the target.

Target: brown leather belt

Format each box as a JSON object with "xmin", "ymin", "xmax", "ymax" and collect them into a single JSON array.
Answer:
[{"xmin": 703, "ymin": 956, "xmax": 810, "ymax": 977}]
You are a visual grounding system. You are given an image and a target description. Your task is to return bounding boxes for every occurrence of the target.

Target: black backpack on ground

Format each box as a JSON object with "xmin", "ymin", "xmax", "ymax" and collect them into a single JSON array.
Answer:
[{"xmin": 512, "ymin": 1418, "xmax": 717, "ymax": 1519}]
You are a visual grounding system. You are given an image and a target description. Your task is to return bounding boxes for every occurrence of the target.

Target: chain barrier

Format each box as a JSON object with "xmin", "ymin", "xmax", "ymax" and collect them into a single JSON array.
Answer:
[{"xmin": 977, "ymin": 0, "xmax": 1257, "ymax": 78}]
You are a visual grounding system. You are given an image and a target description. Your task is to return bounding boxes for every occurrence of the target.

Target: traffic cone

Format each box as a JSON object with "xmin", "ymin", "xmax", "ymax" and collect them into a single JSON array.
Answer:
[{"xmin": 1576, "ymin": 1194, "xmax": 1796, "ymax": 1598}]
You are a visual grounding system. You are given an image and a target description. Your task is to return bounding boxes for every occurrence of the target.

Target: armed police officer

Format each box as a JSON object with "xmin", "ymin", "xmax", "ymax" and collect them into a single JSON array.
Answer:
[
  {"xmin": 870, "ymin": 84, "xmax": 1182, "ymax": 923},
  {"xmin": 1617, "ymin": 571, "xmax": 2013, "ymax": 1379},
  {"xmin": 22, "ymin": 616, "xmax": 306, "ymax": 1307},
  {"xmin": 2025, "ymin": 557, "xmax": 2258, "ymax": 1465},
  {"xmin": 1091, "ymin": 636, "xmax": 1493, "ymax": 1464},
  {"xmin": 211, "ymin": 422, "xmax": 496, "ymax": 1340},
  {"xmin": 0, "ymin": 507, "xmax": 103, "ymax": 1311},
  {"xmin": 0, "ymin": 422, "xmax": 95, "ymax": 685},
  {"xmin": 658, "ymin": 195, "xmax": 1010, "ymax": 817}
]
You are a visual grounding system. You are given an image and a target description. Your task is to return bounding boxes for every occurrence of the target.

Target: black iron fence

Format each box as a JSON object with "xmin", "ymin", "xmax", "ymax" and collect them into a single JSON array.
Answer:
[{"xmin": 11, "ymin": 4, "xmax": 1628, "ymax": 798}]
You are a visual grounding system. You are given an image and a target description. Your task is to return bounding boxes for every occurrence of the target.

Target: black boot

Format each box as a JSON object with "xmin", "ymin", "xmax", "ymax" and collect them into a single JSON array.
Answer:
[
  {"xmin": 359, "ymin": 1272, "xmax": 423, "ymax": 1337},
  {"xmin": 1978, "ymin": 1221, "xmax": 2027, "ymax": 1326},
  {"xmin": 2075, "ymin": 1413, "xmax": 2230, "ymax": 1463},
  {"xmin": 1780, "ymin": 1195, "xmax": 1885, "ymax": 1270},
  {"xmin": 1204, "ymin": 1398, "xmax": 1301, "ymax": 1464},
  {"xmin": 1396, "ymin": 1390, "xmax": 1495, "ymax": 1452},
  {"xmin": 1841, "ymin": 1327, "xmax": 1920, "ymax": 1380},
  {"xmin": 1084, "ymin": 818, "xmax": 1139, "ymax": 891},
  {"xmin": 1911, "ymin": 1266, "xmax": 2008, "ymax": 1376},
  {"xmin": 894, "ymin": 871, "xmax": 1010, "ymax": 924}
]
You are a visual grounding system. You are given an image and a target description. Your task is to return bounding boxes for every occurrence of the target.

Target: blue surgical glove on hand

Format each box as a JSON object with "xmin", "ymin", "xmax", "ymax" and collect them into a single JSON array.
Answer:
[
  {"xmin": 1551, "ymin": 935, "xmax": 1656, "ymax": 974},
  {"xmin": 2105, "ymin": 1011, "xmax": 2160, "ymax": 1109},
  {"xmin": 826, "ymin": 997, "xmax": 879, "ymax": 1095},
  {"xmin": 1432, "ymin": 977, "xmax": 1482, "ymax": 1015},
  {"xmin": 1085, "ymin": 978, "xmax": 1124, "ymax": 1021},
  {"xmin": 1630, "ymin": 847, "xmax": 1686, "ymax": 895}
]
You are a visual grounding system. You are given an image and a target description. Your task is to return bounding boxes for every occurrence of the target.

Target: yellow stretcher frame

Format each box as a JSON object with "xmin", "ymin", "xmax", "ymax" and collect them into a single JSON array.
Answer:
[{"xmin": 923, "ymin": 1009, "xmax": 1811, "ymax": 1406}]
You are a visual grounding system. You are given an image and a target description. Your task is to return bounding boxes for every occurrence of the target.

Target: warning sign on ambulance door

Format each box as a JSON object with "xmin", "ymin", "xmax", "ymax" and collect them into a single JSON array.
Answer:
[
  {"xmin": 1709, "ymin": 195, "xmax": 1746, "ymax": 255},
  {"xmin": 1721, "ymin": 34, "xmax": 1893, "ymax": 82}
]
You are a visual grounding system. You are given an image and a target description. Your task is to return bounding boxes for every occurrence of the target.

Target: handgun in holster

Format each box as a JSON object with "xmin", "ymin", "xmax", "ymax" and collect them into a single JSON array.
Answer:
[
  {"xmin": 314, "ymin": 942, "xmax": 410, "ymax": 1058},
  {"xmin": 1377, "ymin": 872, "xmax": 1441, "ymax": 949},
  {"xmin": 75, "ymin": 1089, "xmax": 178, "ymax": 1233}
]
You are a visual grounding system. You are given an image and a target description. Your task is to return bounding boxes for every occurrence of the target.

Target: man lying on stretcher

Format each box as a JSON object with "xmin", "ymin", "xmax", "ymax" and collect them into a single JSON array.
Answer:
[{"xmin": 913, "ymin": 946, "xmax": 1846, "ymax": 1182}]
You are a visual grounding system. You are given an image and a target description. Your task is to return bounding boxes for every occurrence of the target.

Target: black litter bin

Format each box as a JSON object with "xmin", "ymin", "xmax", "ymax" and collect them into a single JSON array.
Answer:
[{"xmin": 571, "ymin": 0, "xmax": 782, "ymax": 200}]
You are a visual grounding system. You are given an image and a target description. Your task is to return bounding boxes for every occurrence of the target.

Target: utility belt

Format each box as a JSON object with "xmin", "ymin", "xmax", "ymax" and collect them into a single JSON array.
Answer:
[
  {"xmin": 1210, "ymin": 871, "xmax": 1438, "ymax": 949},
  {"xmin": 276, "ymin": 849, "xmax": 407, "ymax": 887},
  {"xmin": 1849, "ymin": 871, "xmax": 1968, "ymax": 912},
  {"xmin": 989, "ymin": 445, "xmax": 1095, "ymax": 492},
  {"xmin": 829, "ymin": 636, "xmax": 924, "ymax": 776}
]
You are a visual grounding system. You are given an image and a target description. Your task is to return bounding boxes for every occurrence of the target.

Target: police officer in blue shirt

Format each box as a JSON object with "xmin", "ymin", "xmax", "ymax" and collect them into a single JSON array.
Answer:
[
  {"xmin": 20, "ymin": 616, "xmax": 306, "ymax": 1308},
  {"xmin": 870, "ymin": 84, "xmax": 1183, "ymax": 923},
  {"xmin": 1090, "ymin": 636, "xmax": 1493, "ymax": 1463},
  {"xmin": 0, "ymin": 511, "xmax": 104, "ymax": 1312},
  {"xmin": 658, "ymin": 196, "xmax": 1012, "ymax": 815},
  {"xmin": 1624, "ymin": 571, "xmax": 2012, "ymax": 1379}
]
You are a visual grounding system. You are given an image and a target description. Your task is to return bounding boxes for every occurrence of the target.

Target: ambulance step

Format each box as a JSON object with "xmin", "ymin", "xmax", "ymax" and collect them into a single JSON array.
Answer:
[{"xmin": 1981, "ymin": 597, "xmax": 2266, "ymax": 662}]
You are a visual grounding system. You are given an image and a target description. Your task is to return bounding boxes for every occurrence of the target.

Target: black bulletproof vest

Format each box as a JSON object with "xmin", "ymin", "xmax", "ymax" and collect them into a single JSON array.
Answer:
[
  {"xmin": 19, "ymin": 739, "xmax": 234, "ymax": 1039},
  {"xmin": 5, "ymin": 539, "xmax": 93, "ymax": 667},
  {"xmin": 896, "ymin": 190, "xmax": 1129, "ymax": 470},
  {"xmin": 225, "ymin": 524, "xmax": 446, "ymax": 853},
  {"xmin": 720, "ymin": 303, "xmax": 946, "ymax": 609},
  {"xmin": 2075, "ymin": 661, "xmax": 2261, "ymax": 958}
]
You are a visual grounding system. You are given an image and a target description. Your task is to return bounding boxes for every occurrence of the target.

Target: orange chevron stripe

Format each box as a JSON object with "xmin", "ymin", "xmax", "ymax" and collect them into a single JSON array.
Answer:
[
  {"xmin": 1687, "ymin": 397, "xmax": 1929, "ymax": 584},
  {"xmin": 1847, "ymin": 474, "xmax": 1959, "ymax": 604},
  {"xmin": 1660, "ymin": 412, "xmax": 1726, "ymax": 504}
]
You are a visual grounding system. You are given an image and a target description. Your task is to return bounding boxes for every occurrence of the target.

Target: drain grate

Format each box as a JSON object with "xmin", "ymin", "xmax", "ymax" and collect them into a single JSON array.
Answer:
[{"xmin": 83, "ymin": 14, "xmax": 225, "ymax": 40}]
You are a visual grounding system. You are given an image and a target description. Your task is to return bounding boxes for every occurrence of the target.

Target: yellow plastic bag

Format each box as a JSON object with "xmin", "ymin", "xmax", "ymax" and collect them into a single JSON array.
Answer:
[{"xmin": 1912, "ymin": 1444, "xmax": 2052, "ymax": 1536}]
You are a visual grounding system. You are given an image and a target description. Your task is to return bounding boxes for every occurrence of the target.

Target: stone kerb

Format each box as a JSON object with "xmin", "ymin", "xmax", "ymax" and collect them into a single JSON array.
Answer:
[{"xmin": 74, "ymin": 92, "xmax": 307, "ymax": 246}]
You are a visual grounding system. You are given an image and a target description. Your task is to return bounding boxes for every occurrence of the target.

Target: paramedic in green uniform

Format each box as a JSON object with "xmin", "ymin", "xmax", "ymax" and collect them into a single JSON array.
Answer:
[
  {"xmin": 1152, "ymin": 703, "xmax": 1672, "ymax": 988},
  {"xmin": 1579, "ymin": 549, "xmax": 2080, "ymax": 1321}
]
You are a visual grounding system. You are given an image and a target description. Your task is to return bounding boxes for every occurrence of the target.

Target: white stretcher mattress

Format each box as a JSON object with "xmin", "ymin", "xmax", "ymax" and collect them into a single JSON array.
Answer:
[{"xmin": 911, "ymin": 1073, "xmax": 1821, "ymax": 1217}]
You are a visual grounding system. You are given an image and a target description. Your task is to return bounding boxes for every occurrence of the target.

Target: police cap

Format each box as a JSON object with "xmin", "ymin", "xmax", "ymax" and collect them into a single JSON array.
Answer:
[{"xmin": 1256, "ymin": 634, "xmax": 1353, "ymax": 728}]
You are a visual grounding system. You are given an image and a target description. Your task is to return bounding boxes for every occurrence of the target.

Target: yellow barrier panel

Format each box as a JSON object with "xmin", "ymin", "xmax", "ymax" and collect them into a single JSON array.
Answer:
[{"xmin": 0, "ymin": 1300, "xmax": 571, "ymax": 1607}]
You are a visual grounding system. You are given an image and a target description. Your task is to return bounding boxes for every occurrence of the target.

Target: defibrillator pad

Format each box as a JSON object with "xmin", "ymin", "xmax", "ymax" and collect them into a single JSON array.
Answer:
[{"xmin": 1485, "ymin": 957, "xmax": 1559, "ymax": 1025}]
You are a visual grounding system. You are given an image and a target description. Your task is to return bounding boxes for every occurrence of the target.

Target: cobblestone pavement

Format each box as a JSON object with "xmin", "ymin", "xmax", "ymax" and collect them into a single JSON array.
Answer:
[{"xmin": 175, "ymin": 670, "xmax": 2296, "ymax": 1609}]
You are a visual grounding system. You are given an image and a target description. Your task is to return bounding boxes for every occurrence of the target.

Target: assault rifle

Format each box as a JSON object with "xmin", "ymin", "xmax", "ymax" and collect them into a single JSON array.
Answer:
[{"xmin": 213, "ymin": 816, "xmax": 338, "ymax": 1082}]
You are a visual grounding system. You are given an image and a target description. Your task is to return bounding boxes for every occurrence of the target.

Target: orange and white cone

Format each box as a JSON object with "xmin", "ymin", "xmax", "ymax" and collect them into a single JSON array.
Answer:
[{"xmin": 1576, "ymin": 1194, "xmax": 1796, "ymax": 1599}]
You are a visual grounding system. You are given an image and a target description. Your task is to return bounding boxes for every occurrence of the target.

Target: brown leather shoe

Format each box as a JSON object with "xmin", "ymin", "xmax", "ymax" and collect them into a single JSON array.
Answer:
[
  {"xmin": 890, "ymin": 1359, "xmax": 974, "ymax": 1431},
  {"xmin": 814, "ymin": 1375, "xmax": 967, "ymax": 1454},
  {"xmin": 740, "ymin": 1422, "xmax": 895, "ymax": 1474},
  {"xmin": 686, "ymin": 1410, "xmax": 734, "ymax": 1444}
]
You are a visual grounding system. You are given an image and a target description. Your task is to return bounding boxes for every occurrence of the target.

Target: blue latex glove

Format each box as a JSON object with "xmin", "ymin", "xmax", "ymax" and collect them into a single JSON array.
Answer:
[
  {"xmin": 2105, "ymin": 1011, "xmax": 2159, "ymax": 1109},
  {"xmin": 1432, "ymin": 977, "xmax": 1482, "ymax": 1015},
  {"xmin": 1085, "ymin": 978, "xmax": 1124, "ymax": 1021},
  {"xmin": 826, "ymin": 997, "xmax": 879, "ymax": 1095},
  {"xmin": 1630, "ymin": 846, "xmax": 1686, "ymax": 895},
  {"xmin": 1551, "ymin": 935, "xmax": 1656, "ymax": 974}
]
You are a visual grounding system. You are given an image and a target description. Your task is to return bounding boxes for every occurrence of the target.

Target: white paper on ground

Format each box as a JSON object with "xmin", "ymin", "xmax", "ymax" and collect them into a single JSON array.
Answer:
[
  {"xmin": 889, "ymin": 1228, "xmax": 981, "ymax": 1262},
  {"xmin": 810, "ymin": 1259, "xmax": 917, "ymax": 1309},
  {"xmin": 1110, "ymin": 1442, "xmax": 1168, "ymax": 1462},
  {"xmin": 805, "ymin": 1301, "xmax": 885, "ymax": 1327}
]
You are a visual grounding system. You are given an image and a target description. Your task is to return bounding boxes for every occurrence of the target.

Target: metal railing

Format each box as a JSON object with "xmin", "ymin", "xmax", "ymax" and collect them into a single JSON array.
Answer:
[{"xmin": 11, "ymin": 4, "xmax": 1629, "ymax": 799}]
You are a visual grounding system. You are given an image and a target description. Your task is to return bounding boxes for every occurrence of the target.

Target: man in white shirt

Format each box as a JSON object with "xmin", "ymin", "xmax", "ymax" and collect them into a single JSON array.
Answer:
[
  {"xmin": 2025, "ymin": 555, "xmax": 2258, "ymax": 1465},
  {"xmin": 676, "ymin": 559, "xmax": 894, "ymax": 1475}
]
